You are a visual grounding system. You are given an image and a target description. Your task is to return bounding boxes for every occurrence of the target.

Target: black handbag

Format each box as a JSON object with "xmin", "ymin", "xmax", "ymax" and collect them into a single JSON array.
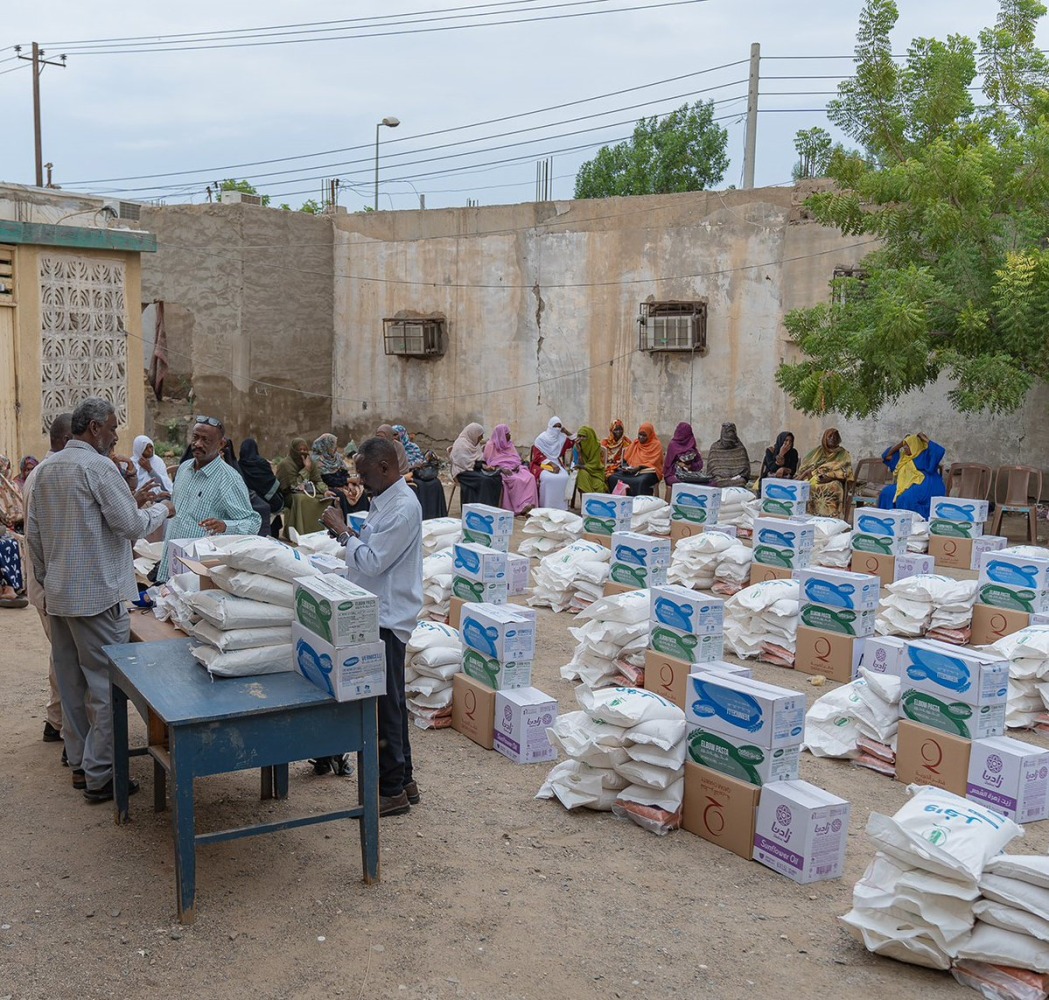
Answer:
[{"xmin": 676, "ymin": 468, "xmax": 713, "ymax": 485}]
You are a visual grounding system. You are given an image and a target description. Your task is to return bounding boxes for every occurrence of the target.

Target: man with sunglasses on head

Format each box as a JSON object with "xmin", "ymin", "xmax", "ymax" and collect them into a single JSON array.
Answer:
[{"xmin": 155, "ymin": 415, "xmax": 261, "ymax": 582}]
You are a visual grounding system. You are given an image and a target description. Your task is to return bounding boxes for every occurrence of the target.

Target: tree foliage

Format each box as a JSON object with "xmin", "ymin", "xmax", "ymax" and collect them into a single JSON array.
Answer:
[
  {"xmin": 574, "ymin": 101, "xmax": 729, "ymax": 199},
  {"xmin": 777, "ymin": 0, "xmax": 1049, "ymax": 418}
]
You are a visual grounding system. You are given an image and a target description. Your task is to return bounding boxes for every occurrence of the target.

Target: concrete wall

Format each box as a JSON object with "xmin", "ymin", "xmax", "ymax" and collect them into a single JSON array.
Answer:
[{"xmin": 138, "ymin": 204, "xmax": 334, "ymax": 457}]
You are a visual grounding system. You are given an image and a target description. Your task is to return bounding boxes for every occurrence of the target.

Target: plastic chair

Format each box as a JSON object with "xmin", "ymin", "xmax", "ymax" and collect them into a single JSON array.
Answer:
[
  {"xmin": 991, "ymin": 465, "xmax": 1042, "ymax": 543},
  {"xmin": 947, "ymin": 462, "xmax": 993, "ymax": 502},
  {"xmin": 850, "ymin": 456, "xmax": 890, "ymax": 509}
]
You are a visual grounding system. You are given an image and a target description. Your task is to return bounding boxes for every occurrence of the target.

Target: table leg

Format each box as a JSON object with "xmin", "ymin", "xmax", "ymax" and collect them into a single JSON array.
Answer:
[
  {"xmin": 111, "ymin": 682, "xmax": 131, "ymax": 825},
  {"xmin": 154, "ymin": 758, "xmax": 167, "ymax": 812},
  {"xmin": 260, "ymin": 766, "xmax": 274, "ymax": 800},
  {"xmin": 169, "ymin": 734, "xmax": 197, "ymax": 924},
  {"xmin": 359, "ymin": 699, "xmax": 380, "ymax": 885},
  {"xmin": 274, "ymin": 764, "xmax": 289, "ymax": 800}
]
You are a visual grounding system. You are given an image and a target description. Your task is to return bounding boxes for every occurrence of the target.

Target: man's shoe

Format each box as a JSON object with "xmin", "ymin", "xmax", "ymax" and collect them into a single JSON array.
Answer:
[
  {"xmin": 42, "ymin": 722, "xmax": 62, "ymax": 743},
  {"xmin": 61, "ymin": 747, "xmax": 68, "ymax": 767},
  {"xmin": 378, "ymin": 791, "xmax": 410, "ymax": 817},
  {"xmin": 403, "ymin": 779, "xmax": 420, "ymax": 805},
  {"xmin": 84, "ymin": 779, "xmax": 140, "ymax": 804},
  {"xmin": 71, "ymin": 769, "xmax": 86, "ymax": 790}
]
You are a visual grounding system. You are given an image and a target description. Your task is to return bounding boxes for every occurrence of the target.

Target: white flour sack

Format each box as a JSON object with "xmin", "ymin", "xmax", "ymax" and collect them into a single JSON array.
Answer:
[
  {"xmin": 577, "ymin": 686, "xmax": 683, "ymax": 728},
  {"xmin": 529, "ymin": 539, "xmax": 611, "ymax": 613},
  {"xmin": 187, "ymin": 591, "xmax": 295, "ymax": 630},
  {"xmin": 545, "ymin": 711, "xmax": 630, "ymax": 767},
  {"xmin": 191, "ymin": 643, "xmax": 294, "ymax": 678},
  {"xmin": 955, "ymin": 923, "xmax": 1049, "ymax": 975},
  {"xmin": 973, "ymin": 898, "xmax": 1049, "ymax": 944},
  {"xmin": 188, "ymin": 621, "xmax": 292, "ymax": 652},
  {"xmin": 810, "ymin": 517, "xmax": 853, "ymax": 569},
  {"xmin": 632, "ymin": 496, "xmax": 670, "ymax": 536},
  {"xmin": 561, "ymin": 590, "xmax": 652, "ymax": 689},
  {"xmin": 717, "ymin": 487, "xmax": 759, "ymax": 529},
  {"xmin": 287, "ymin": 529, "xmax": 341, "ymax": 557},
  {"xmin": 985, "ymin": 855, "xmax": 1049, "ymax": 889},
  {"xmin": 406, "ymin": 620, "xmax": 460, "ymax": 729},
  {"xmin": 208, "ymin": 564, "xmax": 295, "ymax": 608},
  {"xmin": 536, "ymin": 759, "xmax": 629, "ymax": 811},
  {"xmin": 806, "ymin": 670, "xmax": 901, "ymax": 758},
  {"xmin": 907, "ymin": 516, "xmax": 929, "ymax": 554},
  {"xmin": 723, "ymin": 579, "xmax": 800, "ymax": 663},
  {"xmin": 422, "ymin": 517, "xmax": 462, "ymax": 557},
  {"xmin": 518, "ymin": 508, "xmax": 583, "ymax": 558},
  {"xmin": 876, "ymin": 575, "xmax": 977, "ymax": 640},
  {"xmin": 213, "ymin": 536, "xmax": 320, "ymax": 583},
  {"xmin": 421, "ymin": 548, "xmax": 455, "ymax": 621},
  {"xmin": 612, "ymin": 778, "xmax": 684, "ymax": 836}
]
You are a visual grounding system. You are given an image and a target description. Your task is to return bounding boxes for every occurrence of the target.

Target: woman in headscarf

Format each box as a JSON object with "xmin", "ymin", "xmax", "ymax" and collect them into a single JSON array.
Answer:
[
  {"xmin": 377, "ymin": 424, "xmax": 447, "ymax": 519},
  {"xmin": 132, "ymin": 436, "xmax": 173, "ymax": 494},
  {"xmin": 761, "ymin": 431, "xmax": 799, "ymax": 481},
  {"xmin": 607, "ymin": 423, "xmax": 664, "ymax": 497},
  {"xmin": 878, "ymin": 432, "xmax": 946, "ymax": 519},
  {"xmin": 797, "ymin": 429, "xmax": 853, "ymax": 518},
  {"xmin": 239, "ymin": 438, "xmax": 286, "ymax": 537},
  {"xmin": 485, "ymin": 423, "xmax": 539, "ymax": 514},
  {"xmin": 312, "ymin": 433, "xmax": 368, "ymax": 520},
  {"xmin": 663, "ymin": 422, "xmax": 704, "ymax": 488},
  {"xmin": 376, "ymin": 425, "xmax": 411, "ymax": 477},
  {"xmin": 0, "ymin": 457, "xmax": 22, "ymax": 530},
  {"xmin": 0, "ymin": 457, "xmax": 27, "ymax": 607},
  {"xmin": 705, "ymin": 422, "xmax": 751, "ymax": 486},
  {"xmin": 393, "ymin": 425, "xmax": 426, "ymax": 468},
  {"xmin": 602, "ymin": 419, "xmax": 631, "ymax": 478},
  {"xmin": 450, "ymin": 423, "xmax": 502, "ymax": 508},
  {"xmin": 13, "ymin": 456, "xmax": 38, "ymax": 493},
  {"xmin": 529, "ymin": 417, "xmax": 574, "ymax": 511},
  {"xmin": 573, "ymin": 426, "xmax": 608, "ymax": 496},
  {"xmin": 276, "ymin": 437, "xmax": 328, "ymax": 539}
]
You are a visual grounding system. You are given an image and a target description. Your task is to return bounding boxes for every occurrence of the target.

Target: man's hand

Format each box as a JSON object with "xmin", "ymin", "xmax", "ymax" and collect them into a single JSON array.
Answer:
[
  {"xmin": 199, "ymin": 518, "xmax": 227, "ymax": 535},
  {"xmin": 320, "ymin": 505, "xmax": 349, "ymax": 537},
  {"xmin": 135, "ymin": 483, "xmax": 166, "ymax": 508}
]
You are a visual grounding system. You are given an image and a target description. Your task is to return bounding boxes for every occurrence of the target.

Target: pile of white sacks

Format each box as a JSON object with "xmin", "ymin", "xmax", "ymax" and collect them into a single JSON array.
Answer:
[
  {"xmin": 631, "ymin": 495, "xmax": 670, "ymax": 535},
  {"xmin": 810, "ymin": 517, "xmax": 853, "ymax": 568},
  {"xmin": 718, "ymin": 487, "xmax": 762, "ymax": 533},
  {"xmin": 422, "ymin": 517, "xmax": 462, "ymax": 557},
  {"xmin": 560, "ymin": 589, "xmax": 651, "ymax": 690},
  {"xmin": 982, "ymin": 625, "xmax": 1049, "ymax": 730},
  {"xmin": 907, "ymin": 515, "xmax": 930, "ymax": 554},
  {"xmin": 517, "ymin": 508, "xmax": 583, "ymax": 558},
  {"xmin": 404, "ymin": 620, "xmax": 461, "ymax": 729},
  {"xmin": 529, "ymin": 539, "xmax": 611, "ymax": 612},
  {"xmin": 804, "ymin": 669, "xmax": 900, "ymax": 768},
  {"xmin": 667, "ymin": 532, "xmax": 752, "ymax": 596},
  {"xmin": 723, "ymin": 578, "xmax": 799, "ymax": 668},
  {"xmin": 876, "ymin": 574, "xmax": 977, "ymax": 644},
  {"xmin": 421, "ymin": 548, "xmax": 455, "ymax": 621},
  {"xmin": 538, "ymin": 686, "xmax": 685, "ymax": 835}
]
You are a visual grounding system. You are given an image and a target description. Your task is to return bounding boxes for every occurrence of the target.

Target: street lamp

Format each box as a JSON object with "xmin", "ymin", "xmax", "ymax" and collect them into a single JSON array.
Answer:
[{"xmin": 374, "ymin": 116, "xmax": 400, "ymax": 211}]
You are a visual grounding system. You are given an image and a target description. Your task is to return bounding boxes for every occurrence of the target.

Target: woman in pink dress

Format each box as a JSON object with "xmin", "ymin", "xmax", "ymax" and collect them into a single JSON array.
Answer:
[{"xmin": 483, "ymin": 423, "xmax": 538, "ymax": 515}]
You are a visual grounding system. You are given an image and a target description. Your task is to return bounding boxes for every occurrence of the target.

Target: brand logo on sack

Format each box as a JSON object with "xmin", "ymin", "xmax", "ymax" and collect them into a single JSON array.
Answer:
[
  {"xmin": 814, "ymin": 636, "xmax": 832, "ymax": 664},
  {"xmin": 703, "ymin": 795, "xmax": 726, "ymax": 836},
  {"xmin": 920, "ymin": 737, "xmax": 944, "ymax": 774},
  {"xmin": 464, "ymin": 689, "xmax": 477, "ymax": 721}
]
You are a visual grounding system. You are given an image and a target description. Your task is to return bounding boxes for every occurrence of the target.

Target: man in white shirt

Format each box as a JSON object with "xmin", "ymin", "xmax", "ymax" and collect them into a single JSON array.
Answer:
[{"xmin": 321, "ymin": 436, "xmax": 423, "ymax": 817}]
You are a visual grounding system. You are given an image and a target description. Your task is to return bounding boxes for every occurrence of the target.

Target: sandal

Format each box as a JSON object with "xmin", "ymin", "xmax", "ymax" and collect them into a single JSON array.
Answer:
[{"xmin": 0, "ymin": 596, "xmax": 28, "ymax": 609}]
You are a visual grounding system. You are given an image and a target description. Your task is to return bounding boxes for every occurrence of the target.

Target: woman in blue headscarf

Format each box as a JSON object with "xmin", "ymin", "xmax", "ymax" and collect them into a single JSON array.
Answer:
[{"xmin": 877, "ymin": 433, "xmax": 946, "ymax": 519}]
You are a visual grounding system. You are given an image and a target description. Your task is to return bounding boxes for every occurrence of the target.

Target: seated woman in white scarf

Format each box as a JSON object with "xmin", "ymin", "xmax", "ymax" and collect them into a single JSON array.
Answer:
[
  {"xmin": 529, "ymin": 417, "xmax": 574, "ymax": 511},
  {"xmin": 132, "ymin": 435, "xmax": 173, "ymax": 494}
]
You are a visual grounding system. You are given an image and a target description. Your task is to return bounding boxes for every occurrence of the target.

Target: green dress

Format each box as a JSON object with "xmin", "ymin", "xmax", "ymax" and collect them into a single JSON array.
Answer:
[{"xmin": 575, "ymin": 426, "xmax": 608, "ymax": 495}]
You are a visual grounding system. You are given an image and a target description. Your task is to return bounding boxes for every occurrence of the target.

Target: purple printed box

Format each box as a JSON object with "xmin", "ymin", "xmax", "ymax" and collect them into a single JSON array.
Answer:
[{"xmin": 967, "ymin": 736, "xmax": 1049, "ymax": 823}]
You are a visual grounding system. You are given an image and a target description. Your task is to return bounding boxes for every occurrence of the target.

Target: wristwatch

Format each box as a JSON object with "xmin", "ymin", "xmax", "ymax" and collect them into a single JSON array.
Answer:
[{"xmin": 337, "ymin": 531, "xmax": 352, "ymax": 546}]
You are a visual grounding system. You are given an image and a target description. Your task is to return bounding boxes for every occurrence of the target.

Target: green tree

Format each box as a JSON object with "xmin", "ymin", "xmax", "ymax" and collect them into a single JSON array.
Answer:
[
  {"xmin": 574, "ymin": 101, "xmax": 729, "ymax": 199},
  {"xmin": 219, "ymin": 178, "xmax": 270, "ymax": 206},
  {"xmin": 298, "ymin": 199, "xmax": 322, "ymax": 214},
  {"xmin": 777, "ymin": 0, "xmax": 1049, "ymax": 417},
  {"xmin": 792, "ymin": 127, "xmax": 847, "ymax": 179}
]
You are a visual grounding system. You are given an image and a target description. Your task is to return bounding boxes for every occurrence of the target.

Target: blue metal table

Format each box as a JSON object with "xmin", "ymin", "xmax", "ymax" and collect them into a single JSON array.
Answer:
[{"xmin": 103, "ymin": 639, "xmax": 380, "ymax": 923}]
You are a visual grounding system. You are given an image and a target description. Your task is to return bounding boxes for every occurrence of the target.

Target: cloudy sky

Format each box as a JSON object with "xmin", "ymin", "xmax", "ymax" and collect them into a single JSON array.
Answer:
[{"xmin": 0, "ymin": 1, "xmax": 1039, "ymax": 211}]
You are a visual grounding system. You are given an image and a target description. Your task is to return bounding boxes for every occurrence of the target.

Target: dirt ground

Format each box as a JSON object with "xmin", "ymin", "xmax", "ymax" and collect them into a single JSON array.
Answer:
[{"xmin": 3, "ymin": 528, "xmax": 1048, "ymax": 1000}]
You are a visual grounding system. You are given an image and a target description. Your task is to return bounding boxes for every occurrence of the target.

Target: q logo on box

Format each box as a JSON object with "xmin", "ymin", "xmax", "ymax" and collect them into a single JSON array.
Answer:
[
  {"xmin": 990, "ymin": 612, "xmax": 1009, "ymax": 638},
  {"xmin": 920, "ymin": 737, "xmax": 944, "ymax": 774},
  {"xmin": 464, "ymin": 688, "xmax": 477, "ymax": 721},
  {"xmin": 814, "ymin": 636, "xmax": 832, "ymax": 665},
  {"xmin": 703, "ymin": 795, "xmax": 726, "ymax": 837},
  {"xmin": 942, "ymin": 539, "xmax": 959, "ymax": 558},
  {"xmin": 659, "ymin": 663, "xmax": 675, "ymax": 696}
]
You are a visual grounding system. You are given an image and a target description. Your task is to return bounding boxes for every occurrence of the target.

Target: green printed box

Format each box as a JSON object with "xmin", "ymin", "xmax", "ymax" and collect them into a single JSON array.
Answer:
[
  {"xmin": 899, "ymin": 688, "xmax": 1006, "ymax": 740},
  {"xmin": 293, "ymin": 574, "xmax": 379, "ymax": 646},
  {"xmin": 799, "ymin": 603, "xmax": 877, "ymax": 638}
]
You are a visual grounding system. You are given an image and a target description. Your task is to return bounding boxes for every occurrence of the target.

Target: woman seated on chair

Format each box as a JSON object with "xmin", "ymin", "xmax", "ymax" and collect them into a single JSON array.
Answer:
[
  {"xmin": 450, "ymin": 423, "xmax": 502, "ymax": 508},
  {"xmin": 663, "ymin": 422, "xmax": 705, "ymax": 488},
  {"xmin": 704, "ymin": 422, "xmax": 751, "ymax": 487},
  {"xmin": 277, "ymin": 437, "xmax": 329, "ymax": 538},
  {"xmin": 878, "ymin": 432, "xmax": 946, "ymax": 520},
  {"xmin": 312, "ymin": 433, "xmax": 368, "ymax": 519},
  {"xmin": 607, "ymin": 423, "xmax": 664, "ymax": 497},
  {"xmin": 485, "ymin": 424, "xmax": 539, "ymax": 515},
  {"xmin": 530, "ymin": 417, "xmax": 574, "ymax": 511},
  {"xmin": 602, "ymin": 419, "xmax": 631, "ymax": 478},
  {"xmin": 797, "ymin": 428, "xmax": 852, "ymax": 519},
  {"xmin": 239, "ymin": 438, "xmax": 285, "ymax": 537},
  {"xmin": 574, "ymin": 426, "xmax": 608, "ymax": 496},
  {"xmin": 761, "ymin": 431, "xmax": 798, "ymax": 481},
  {"xmin": 132, "ymin": 436, "xmax": 174, "ymax": 494}
]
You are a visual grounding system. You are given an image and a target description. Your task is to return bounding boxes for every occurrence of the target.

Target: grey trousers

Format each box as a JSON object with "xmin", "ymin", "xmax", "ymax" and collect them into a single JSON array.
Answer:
[
  {"xmin": 50, "ymin": 604, "xmax": 130, "ymax": 790},
  {"xmin": 35, "ymin": 608, "xmax": 63, "ymax": 730}
]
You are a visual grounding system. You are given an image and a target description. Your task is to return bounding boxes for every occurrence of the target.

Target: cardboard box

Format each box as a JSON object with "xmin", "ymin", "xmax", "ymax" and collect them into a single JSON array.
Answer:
[
  {"xmin": 493, "ymin": 687, "xmax": 558, "ymax": 764},
  {"xmin": 967, "ymin": 735, "xmax": 1049, "ymax": 823},
  {"xmin": 979, "ymin": 549, "xmax": 1049, "ymax": 591},
  {"xmin": 682, "ymin": 762, "xmax": 761, "ymax": 859},
  {"xmin": 753, "ymin": 517, "xmax": 816, "ymax": 553},
  {"xmin": 650, "ymin": 585, "xmax": 725, "ymax": 635},
  {"xmin": 860, "ymin": 635, "xmax": 907, "ymax": 677},
  {"xmin": 753, "ymin": 780, "xmax": 851, "ymax": 884},
  {"xmin": 670, "ymin": 520, "xmax": 706, "ymax": 544},
  {"xmin": 451, "ymin": 672, "xmax": 496, "ymax": 750},
  {"xmin": 893, "ymin": 553, "xmax": 935, "ymax": 581},
  {"xmin": 795, "ymin": 567, "xmax": 881, "ymax": 612},
  {"xmin": 643, "ymin": 648, "xmax": 732, "ymax": 707},
  {"xmin": 850, "ymin": 551, "xmax": 897, "ymax": 587},
  {"xmin": 970, "ymin": 603, "xmax": 1031, "ymax": 646},
  {"xmin": 460, "ymin": 527, "xmax": 512, "ymax": 552},
  {"xmin": 1033, "ymin": 613, "xmax": 1049, "ymax": 625},
  {"xmin": 672, "ymin": 504, "xmax": 720, "ymax": 526},
  {"xmin": 581, "ymin": 532, "xmax": 612, "ymax": 548},
  {"xmin": 760, "ymin": 479, "xmax": 811, "ymax": 503},
  {"xmin": 928, "ymin": 535, "xmax": 974, "ymax": 572},
  {"xmin": 461, "ymin": 503, "xmax": 515, "ymax": 537},
  {"xmin": 799, "ymin": 603, "xmax": 877, "ymax": 638},
  {"xmin": 977, "ymin": 583, "xmax": 1049, "ymax": 615},
  {"xmin": 608, "ymin": 562, "xmax": 668, "ymax": 588},
  {"xmin": 507, "ymin": 552, "xmax": 530, "ymax": 596},
  {"xmin": 793, "ymin": 626, "xmax": 865, "ymax": 683},
  {"xmin": 178, "ymin": 559, "xmax": 220, "ymax": 590},
  {"xmin": 293, "ymin": 575, "xmax": 380, "ymax": 646},
  {"xmin": 649, "ymin": 625, "xmax": 724, "ymax": 664},
  {"xmin": 448, "ymin": 596, "xmax": 464, "ymax": 629},
  {"xmin": 930, "ymin": 496, "xmax": 991, "ymax": 524},
  {"xmin": 308, "ymin": 553, "xmax": 347, "ymax": 577},
  {"xmin": 451, "ymin": 576, "xmax": 508, "ymax": 604},
  {"xmin": 460, "ymin": 602, "xmax": 536, "ymax": 662},
  {"xmin": 750, "ymin": 564, "xmax": 793, "ymax": 586},
  {"xmin": 604, "ymin": 580, "xmax": 640, "ymax": 597},
  {"xmin": 696, "ymin": 661, "xmax": 753, "ymax": 679},
  {"xmin": 581, "ymin": 494, "xmax": 633, "ymax": 536},
  {"xmin": 899, "ymin": 690, "xmax": 1006, "ymax": 740},
  {"xmin": 758, "ymin": 498, "xmax": 809, "ymax": 519},
  {"xmin": 852, "ymin": 533, "xmax": 910, "ymax": 557},
  {"xmin": 347, "ymin": 512, "xmax": 368, "ymax": 534},
  {"xmin": 930, "ymin": 519, "xmax": 983, "ymax": 540},
  {"xmin": 752, "ymin": 545, "xmax": 812, "ymax": 571},
  {"xmin": 685, "ymin": 725, "xmax": 800, "ymax": 786},
  {"xmin": 853, "ymin": 507, "xmax": 914, "ymax": 538},
  {"xmin": 292, "ymin": 622, "xmax": 386, "ymax": 702},
  {"xmin": 895, "ymin": 720, "xmax": 972, "ymax": 796},
  {"xmin": 168, "ymin": 536, "xmax": 227, "ymax": 577},
  {"xmin": 671, "ymin": 482, "xmax": 722, "ymax": 512},
  {"xmin": 611, "ymin": 531, "xmax": 672, "ymax": 569},
  {"xmin": 902, "ymin": 639, "xmax": 1010, "ymax": 707},
  {"xmin": 705, "ymin": 524, "xmax": 738, "ymax": 540},
  {"xmin": 685, "ymin": 671, "xmax": 805, "ymax": 749},
  {"xmin": 452, "ymin": 542, "xmax": 508, "ymax": 582},
  {"xmin": 461, "ymin": 647, "xmax": 533, "ymax": 691}
]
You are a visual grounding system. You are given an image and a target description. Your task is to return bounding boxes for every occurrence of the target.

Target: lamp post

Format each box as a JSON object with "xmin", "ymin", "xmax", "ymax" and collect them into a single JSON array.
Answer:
[{"xmin": 374, "ymin": 116, "xmax": 400, "ymax": 211}]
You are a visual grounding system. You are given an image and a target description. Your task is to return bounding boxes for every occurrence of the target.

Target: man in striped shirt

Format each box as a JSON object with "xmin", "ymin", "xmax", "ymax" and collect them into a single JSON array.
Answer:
[
  {"xmin": 26, "ymin": 397, "xmax": 175, "ymax": 803},
  {"xmin": 156, "ymin": 416, "xmax": 262, "ymax": 582}
]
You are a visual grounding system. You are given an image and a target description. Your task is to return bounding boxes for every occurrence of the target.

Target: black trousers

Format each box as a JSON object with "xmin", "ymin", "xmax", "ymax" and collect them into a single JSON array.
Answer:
[
  {"xmin": 607, "ymin": 471, "xmax": 659, "ymax": 496},
  {"xmin": 377, "ymin": 628, "xmax": 413, "ymax": 797}
]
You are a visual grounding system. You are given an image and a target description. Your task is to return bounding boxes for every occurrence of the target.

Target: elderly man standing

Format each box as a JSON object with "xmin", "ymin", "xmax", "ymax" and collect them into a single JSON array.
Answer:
[
  {"xmin": 26, "ymin": 397, "xmax": 174, "ymax": 803},
  {"xmin": 156, "ymin": 415, "xmax": 261, "ymax": 582}
]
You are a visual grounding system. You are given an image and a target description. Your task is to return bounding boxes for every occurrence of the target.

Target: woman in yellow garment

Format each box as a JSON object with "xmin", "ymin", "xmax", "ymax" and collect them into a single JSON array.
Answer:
[
  {"xmin": 877, "ymin": 432, "xmax": 947, "ymax": 520},
  {"xmin": 796, "ymin": 428, "xmax": 853, "ymax": 518}
]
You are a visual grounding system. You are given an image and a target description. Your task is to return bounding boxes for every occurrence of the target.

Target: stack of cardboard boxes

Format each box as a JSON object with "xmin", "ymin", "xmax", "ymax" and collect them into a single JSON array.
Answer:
[
  {"xmin": 605, "ymin": 531, "xmax": 672, "ymax": 595},
  {"xmin": 460, "ymin": 503, "xmax": 513, "ymax": 551},
  {"xmin": 927, "ymin": 495, "xmax": 1007, "ymax": 573},
  {"xmin": 669, "ymin": 483, "xmax": 721, "ymax": 544},
  {"xmin": 643, "ymin": 585, "xmax": 725, "ymax": 706},
  {"xmin": 291, "ymin": 574, "xmax": 386, "ymax": 701},
  {"xmin": 450, "ymin": 541, "xmax": 508, "ymax": 627},
  {"xmin": 849, "ymin": 507, "xmax": 914, "ymax": 585},
  {"xmin": 793, "ymin": 566, "xmax": 880, "ymax": 682},
  {"xmin": 750, "ymin": 516, "xmax": 815, "ymax": 585},
  {"xmin": 758, "ymin": 479, "xmax": 810, "ymax": 518},
  {"xmin": 581, "ymin": 493, "xmax": 633, "ymax": 547},
  {"xmin": 971, "ymin": 547, "xmax": 1049, "ymax": 645}
]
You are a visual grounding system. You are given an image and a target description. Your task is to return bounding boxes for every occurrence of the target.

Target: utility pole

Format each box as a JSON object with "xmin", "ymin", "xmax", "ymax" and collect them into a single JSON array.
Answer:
[
  {"xmin": 742, "ymin": 42, "xmax": 760, "ymax": 190},
  {"xmin": 16, "ymin": 43, "xmax": 67, "ymax": 188}
]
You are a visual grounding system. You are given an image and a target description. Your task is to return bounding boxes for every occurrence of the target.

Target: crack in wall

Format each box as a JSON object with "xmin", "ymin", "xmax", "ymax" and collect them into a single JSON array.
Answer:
[{"xmin": 533, "ymin": 280, "xmax": 545, "ymax": 405}]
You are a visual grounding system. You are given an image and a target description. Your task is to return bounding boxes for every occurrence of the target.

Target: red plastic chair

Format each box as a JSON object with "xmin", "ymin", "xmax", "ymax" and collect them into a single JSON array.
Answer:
[
  {"xmin": 947, "ymin": 462, "xmax": 993, "ymax": 502},
  {"xmin": 990, "ymin": 465, "xmax": 1042, "ymax": 544}
]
